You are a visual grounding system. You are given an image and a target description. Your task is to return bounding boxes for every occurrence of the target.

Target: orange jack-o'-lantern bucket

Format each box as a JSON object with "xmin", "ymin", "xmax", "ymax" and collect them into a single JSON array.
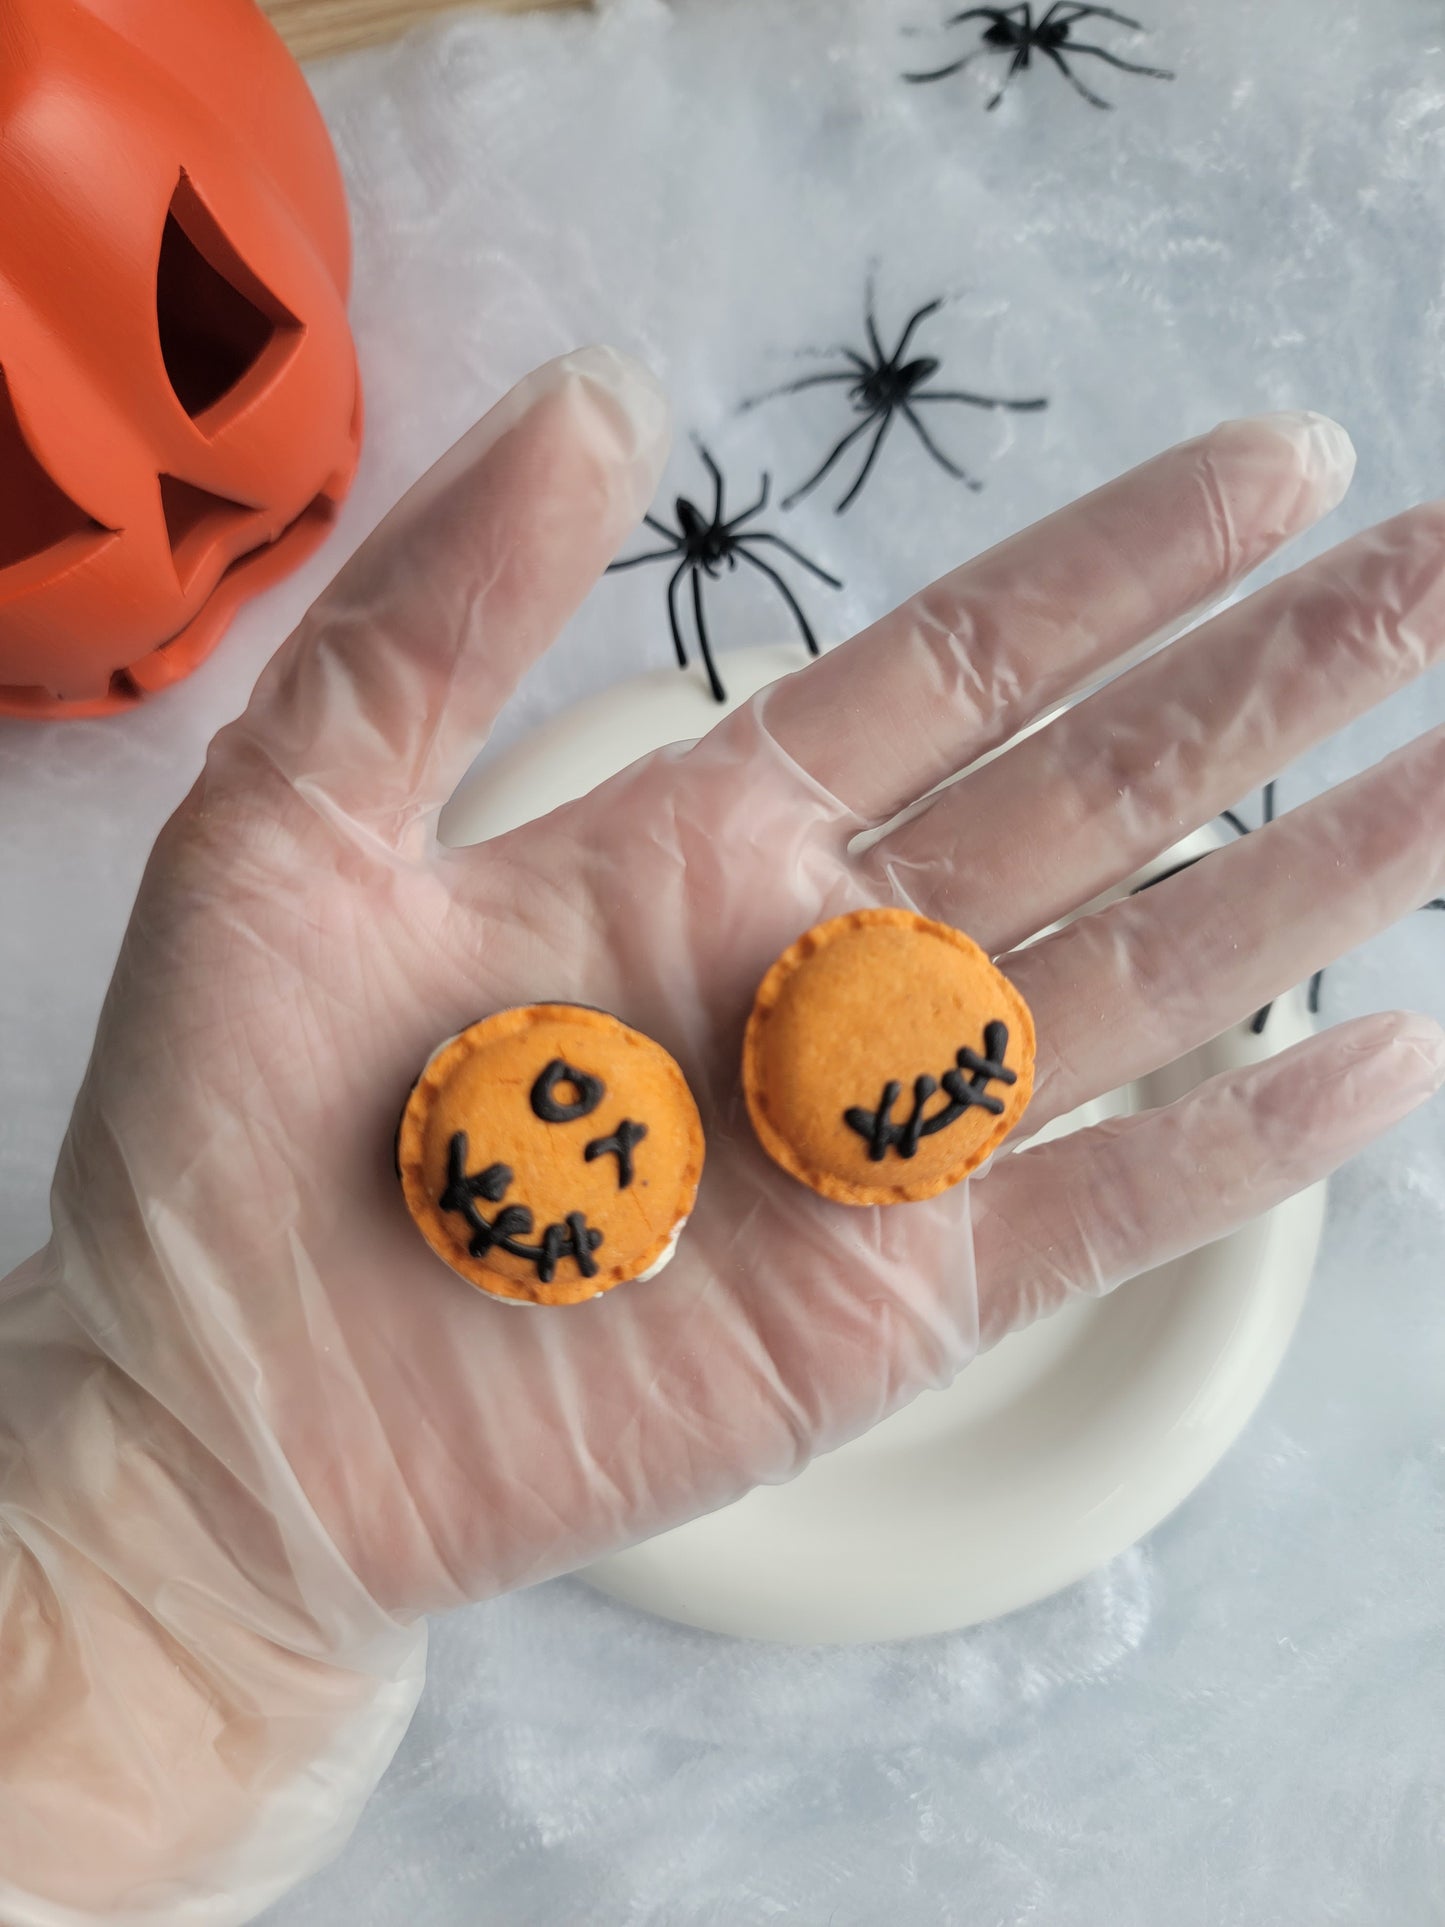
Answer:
[{"xmin": 0, "ymin": 0, "xmax": 361, "ymax": 719}]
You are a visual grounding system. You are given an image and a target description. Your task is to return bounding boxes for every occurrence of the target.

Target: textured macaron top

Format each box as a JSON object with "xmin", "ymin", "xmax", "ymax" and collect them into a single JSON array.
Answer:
[
  {"xmin": 743, "ymin": 908, "xmax": 1035, "ymax": 1206},
  {"xmin": 398, "ymin": 1004, "xmax": 704, "ymax": 1305}
]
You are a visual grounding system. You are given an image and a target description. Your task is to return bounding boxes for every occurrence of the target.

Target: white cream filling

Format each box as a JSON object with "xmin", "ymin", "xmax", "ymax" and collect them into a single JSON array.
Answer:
[
  {"xmin": 470, "ymin": 1212, "xmax": 689, "ymax": 1304},
  {"xmin": 636, "ymin": 1218, "xmax": 686, "ymax": 1284}
]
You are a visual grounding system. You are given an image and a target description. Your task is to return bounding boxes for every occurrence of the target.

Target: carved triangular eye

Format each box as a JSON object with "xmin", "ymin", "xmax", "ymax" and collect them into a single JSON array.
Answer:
[
  {"xmin": 0, "ymin": 367, "xmax": 105, "ymax": 571},
  {"xmin": 157, "ymin": 172, "xmax": 301, "ymax": 423},
  {"xmin": 159, "ymin": 473, "xmax": 257, "ymax": 586}
]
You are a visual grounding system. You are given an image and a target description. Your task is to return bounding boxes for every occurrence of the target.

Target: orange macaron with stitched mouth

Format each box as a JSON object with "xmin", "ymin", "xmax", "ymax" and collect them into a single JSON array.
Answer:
[
  {"xmin": 742, "ymin": 908, "xmax": 1035, "ymax": 1207},
  {"xmin": 398, "ymin": 1004, "xmax": 704, "ymax": 1306}
]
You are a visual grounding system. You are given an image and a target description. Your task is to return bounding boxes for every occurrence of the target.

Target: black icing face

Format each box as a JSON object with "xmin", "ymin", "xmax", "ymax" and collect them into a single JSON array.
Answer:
[
  {"xmin": 437, "ymin": 1058, "xmax": 650, "ymax": 1288},
  {"xmin": 399, "ymin": 1008, "xmax": 704, "ymax": 1306}
]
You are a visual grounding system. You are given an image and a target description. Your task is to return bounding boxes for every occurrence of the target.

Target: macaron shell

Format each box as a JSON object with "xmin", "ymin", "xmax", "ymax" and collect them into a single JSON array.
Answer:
[
  {"xmin": 398, "ymin": 1004, "xmax": 704, "ymax": 1305},
  {"xmin": 743, "ymin": 909, "xmax": 1035, "ymax": 1206}
]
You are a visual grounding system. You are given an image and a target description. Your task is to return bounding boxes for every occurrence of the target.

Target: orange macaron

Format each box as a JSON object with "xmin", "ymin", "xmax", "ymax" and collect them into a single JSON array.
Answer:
[
  {"xmin": 742, "ymin": 908, "xmax": 1035, "ymax": 1206},
  {"xmin": 397, "ymin": 1004, "xmax": 704, "ymax": 1306}
]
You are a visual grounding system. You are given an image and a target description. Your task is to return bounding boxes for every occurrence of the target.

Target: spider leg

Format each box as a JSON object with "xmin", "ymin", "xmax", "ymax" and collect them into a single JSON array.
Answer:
[
  {"xmin": 689, "ymin": 566, "xmax": 727, "ymax": 702},
  {"xmin": 893, "ymin": 298, "xmax": 946, "ymax": 366},
  {"xmin": 781, "ymin": 409, "xmax": 886, "ymax": 510},
  {"xmin": 833, "ymin": 410, "xmax": 896, "ymax": 514},
  {"xmin": 1064, "ymin": 39, "xmax": 1174, "ymax": 80},
  {"xmin": 644, "ymin": 513, "xmax": 678, "ymax": 539},
  {"xmin": 903, "ymin": 46, "xmax": 991, "ymax": 84},
  {"xmin": 665, "ymin": 561, "xmax": 693, "ymax": 672},
  {"xmin": 607, "ymin": 545, "xmax": 683, "ymax": 573},
  {"xmin": 734, "ymin": 547, "xmax": 825, "ymax": 659},
  {"xmin": 941, "ymin": 5, "xmax": 1027, "ymax": 23},
  {"xmin": 1307, "ymin": 969, "xmax": 1325, "ymax": 1016},
  {"xmin": 789, "ymin": 345, "xmax": 873, "ymax": 372},
  {"xmin": 737, "ymin": 531, "xmax": 844, "ymax": 589},
  {"xmin": 764, "ymin": 344, "xmax": 872, "ymax": 367},
  {"xmin": 864, "ymin": 272, "xmax": 887, "ymax": 368},
  {"xmin": 1250, "ymin": 1002, "xmax": 1274, "ymax": 1036},
  {"xmin": 913, "ymin": 386, "xmax": 1049, "ymax": 411},
  {"xmin": 1262, "ymin": 780, "xmax": 1277, "ymax": 825},
  {"xmin": 1053, "ymin": 5, "xmax": 1147, "ymax": 30},
  {"xmin": 987, "ymin": 48, "xmax": 1030, "ymax": 110},
  {"xmin": 1041, "ymin": 44, "xmax": 1114, "ymax": 107},
  {"xmin": 693, "ymin": 442, "xmax": 726, "ymax": 525},
  {"xmin": 901, "ymin": 401, "xmax": 981, "ymax": 490},
  {"xmin": 725, "ymin": 474, "xmax": 771, "ymax": 531},
  {"xmin": 1220, "ymin": 808, "xmax": 1252, "ymax": 839},
  {"xmin": 738, "ymin": 368, "xmax": 858, "ymax": 413}
]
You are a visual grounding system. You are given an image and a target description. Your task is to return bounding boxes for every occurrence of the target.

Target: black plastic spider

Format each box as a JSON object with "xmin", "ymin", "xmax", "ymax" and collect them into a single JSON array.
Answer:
[
  {"xmin": 1135, "ymin": 782, "xmax": 1445, "ymax": 1036},
  {"xmin": 903, "ymin": 4, "xmax": 1173, "ymax": 111},
  {"xmin": 740, "ymin": 290, "xmax": 1047, "ymax": 514},
  {"xmin": 607, "ymin": 444, "xmax": 841, "ymax": 703}
]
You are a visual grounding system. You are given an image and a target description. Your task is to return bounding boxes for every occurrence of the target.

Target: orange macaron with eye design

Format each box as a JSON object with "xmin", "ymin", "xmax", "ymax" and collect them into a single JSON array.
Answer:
[
  {"xmin": 742, "ymin": 908, "xmax": 1035, "ymax": 1206},
  {"xmin": 397, "ymin": 1004, "xmax": 704, "ymax": 1306}
]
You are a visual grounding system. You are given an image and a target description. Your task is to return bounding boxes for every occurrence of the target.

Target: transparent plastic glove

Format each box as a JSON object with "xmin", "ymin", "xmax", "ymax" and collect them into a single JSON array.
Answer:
[{"xmin": 4, "ymin": 347, "xmax": 1445, "ymax": 1927}]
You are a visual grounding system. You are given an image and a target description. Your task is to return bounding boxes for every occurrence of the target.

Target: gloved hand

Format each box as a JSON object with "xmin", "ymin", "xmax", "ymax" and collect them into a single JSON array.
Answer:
[{"xmin": 3, "ymin": 347, "xmax": 1443, "ymax": 1926}]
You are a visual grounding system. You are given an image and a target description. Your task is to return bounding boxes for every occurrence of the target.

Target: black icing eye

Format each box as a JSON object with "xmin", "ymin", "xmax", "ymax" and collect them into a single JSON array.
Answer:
[
  {"xmin": 585, "ymin": 1119, "xmax": 648, "ymax": 1189},
  {"xmin": 530, "ymin": 1060, "xmax": 605, "ymax": 1123}
]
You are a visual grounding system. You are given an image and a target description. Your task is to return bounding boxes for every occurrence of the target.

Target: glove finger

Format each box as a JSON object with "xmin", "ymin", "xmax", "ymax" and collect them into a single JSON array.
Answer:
[
  {"xmin": 1006, "ymin": 724, "xmax": 1445, "ymax": 1134},
  {"xmin": 217, "ymin": 346, "xmax": 669, "ymax": 853},
  {"xmin": 741, "ymin": 410, "xmax": 1353, "ymax": 823},
  {"xmin": 870, "ymin": 500, "xmax": 1445, "ymax": 951},
  {"xmin": 973, "ymin": 1010, "xmax": 1445, "ymax": 1347}
]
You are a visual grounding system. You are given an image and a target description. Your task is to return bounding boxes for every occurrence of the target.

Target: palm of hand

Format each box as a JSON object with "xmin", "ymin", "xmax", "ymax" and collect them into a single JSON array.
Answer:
[
  {"xmin": 76, "ymin": 688, "xmax": 973, "ymax": 1614},
  {"xmin": 49, "ymin": 351, "xmax": 1445, "ymax": 1623}
]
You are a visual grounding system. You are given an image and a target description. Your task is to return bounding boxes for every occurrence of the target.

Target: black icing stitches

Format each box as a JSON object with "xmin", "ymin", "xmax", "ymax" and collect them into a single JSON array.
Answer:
[
  {"xmin": 530, "ymin": 1059, "xmax": 605, "ymax": 1124},
  {"xmin": 585, "ymin": 1119, "xmax": 648, "ymax": 1189},
  {"xmin": 440, "ymin": 1133, "xmax": 603, "ymax": 1285},
  {"xmin": 845, "ymin": 1020, "xmax": 1016, "ymax": 1163}
]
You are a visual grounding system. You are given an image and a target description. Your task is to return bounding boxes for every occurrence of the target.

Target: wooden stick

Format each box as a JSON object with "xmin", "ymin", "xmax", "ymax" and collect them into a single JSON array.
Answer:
[{"xmin": 261, "ymin": 0, "xmax": 585, "ymax": 61}]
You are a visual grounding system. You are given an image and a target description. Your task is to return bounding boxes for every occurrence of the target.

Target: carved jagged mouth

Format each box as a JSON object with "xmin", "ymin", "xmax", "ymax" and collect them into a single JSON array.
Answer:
[
  {"xmin": 0, "ymin": 338, "xmax": 358, "ymax": 719},
  {"xmin": 160, "ymin": 473, "xmax": 264, "ymax": 593},
  {"xmin": 440, "ymin": 1133, "xmax": 604, "ymax": 1286},
  {"xmin": 0, "ymin": 484, "xmax": 345, "ymax": 718},
  {"xmin": 0, "ymin": 366, "xmax": 113, "ymax": 576}
]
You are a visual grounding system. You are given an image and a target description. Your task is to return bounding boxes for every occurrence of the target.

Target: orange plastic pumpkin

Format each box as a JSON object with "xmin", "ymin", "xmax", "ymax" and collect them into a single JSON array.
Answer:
[{"xmin": 0, "ymin": 0, "xmax": 361, "ymax": 719}]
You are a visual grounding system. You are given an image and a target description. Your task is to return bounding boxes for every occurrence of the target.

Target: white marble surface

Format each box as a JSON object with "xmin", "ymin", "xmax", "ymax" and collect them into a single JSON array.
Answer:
[{"xmin": 3, "ymin": 0, "xmax": 1444, "ymax": 1919}]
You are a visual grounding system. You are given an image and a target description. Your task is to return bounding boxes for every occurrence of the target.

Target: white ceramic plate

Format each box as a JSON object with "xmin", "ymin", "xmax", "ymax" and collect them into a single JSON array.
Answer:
[{"xmin": 443, "ymin": 645, "xmax": 1323, "ymax": 1645}]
